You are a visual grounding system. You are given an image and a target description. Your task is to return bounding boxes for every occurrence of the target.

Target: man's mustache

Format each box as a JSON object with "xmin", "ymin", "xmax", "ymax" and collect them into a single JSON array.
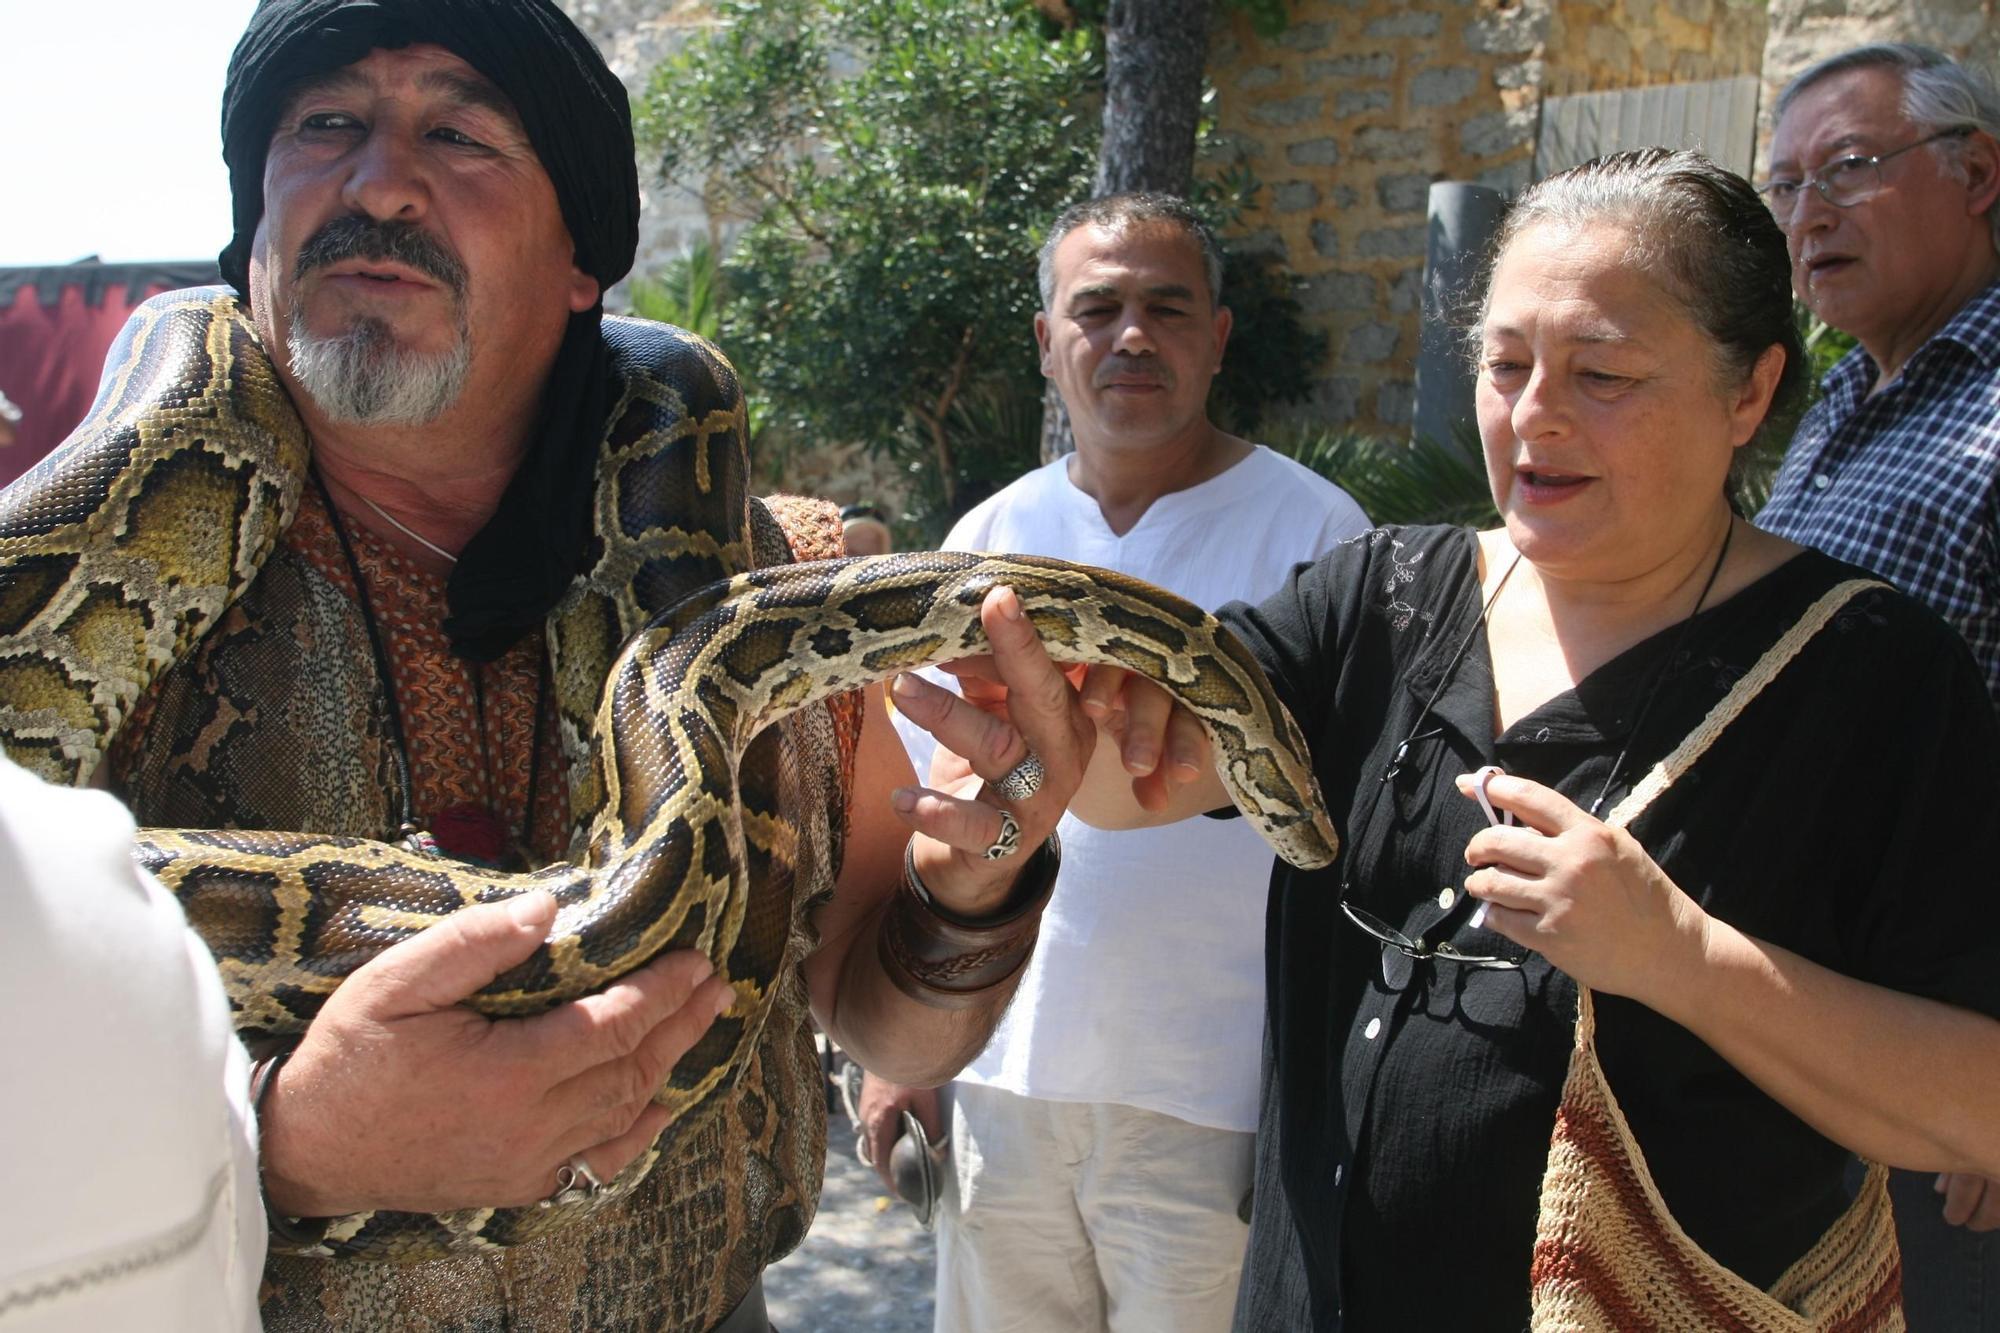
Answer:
[
  {"xmin": 1094, "ymin": 358, "xmax": 1172, "ymax": 389},
  {"xmin": 294, "ymin": 216, "xmax": 468, "ymax": 296}
]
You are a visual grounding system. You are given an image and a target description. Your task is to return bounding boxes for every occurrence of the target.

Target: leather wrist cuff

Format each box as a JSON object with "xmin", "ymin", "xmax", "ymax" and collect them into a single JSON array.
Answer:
[
  {"xmin": 878, "ymin": 833, "xmax": 1061, "ymax": 1010},
  {"xmin": 250, "ymin": 1037, "xmax": 336, "ymax": 1252}
]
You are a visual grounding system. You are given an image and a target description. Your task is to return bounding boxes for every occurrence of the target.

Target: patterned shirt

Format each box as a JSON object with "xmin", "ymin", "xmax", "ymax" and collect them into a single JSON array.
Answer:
[
  {"xmin": 111, "ymin": 484, "xmax": 570, "ymax": 865},
  {"xmin": 115, "ymin": 487, "xmax": 866, "ymax": 1332},
  {"xmin": 1757, "ymin": 279, "xmax": 2000, "ymax": 707}
]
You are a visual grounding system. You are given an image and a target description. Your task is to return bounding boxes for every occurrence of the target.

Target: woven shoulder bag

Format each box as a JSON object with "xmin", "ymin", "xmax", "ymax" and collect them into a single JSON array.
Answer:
[{"xmin": 1529, "ymin": 578, "xmax": 1906, "ymax": 1333}]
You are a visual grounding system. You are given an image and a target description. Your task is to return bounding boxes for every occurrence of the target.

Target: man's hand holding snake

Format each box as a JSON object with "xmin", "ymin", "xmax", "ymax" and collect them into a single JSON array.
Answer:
[
  {"xmin": 888, "ymin": 586, "xmax": 1097, "ymax": 915},
  {"xmin": 260, "ymin": 891, "xmax": 734, "ymax": 1219},
  {"xmin": 935, "ymin": 636, "xmax": 1233, "ymax": 833}
]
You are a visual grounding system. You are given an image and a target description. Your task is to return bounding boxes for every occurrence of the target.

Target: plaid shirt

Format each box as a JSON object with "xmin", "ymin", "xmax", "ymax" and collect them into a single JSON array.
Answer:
[{"xmin": 1758, "ymin": 279, "xmax": 2000, "ymax": 708}]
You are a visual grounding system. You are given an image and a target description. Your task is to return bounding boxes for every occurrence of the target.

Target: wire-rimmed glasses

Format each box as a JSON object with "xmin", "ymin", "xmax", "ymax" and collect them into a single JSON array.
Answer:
[
  {"xmin": 1338, "ymin": 763, "xmax": 1523, "ymax": 991},
  {"xmin": 1757, "ymin": 127, "xmax": 1974, "ymax": 220},
  {"xmin": 1340, "ymin": 895, "xmax": 1523, "ymax": 992}
]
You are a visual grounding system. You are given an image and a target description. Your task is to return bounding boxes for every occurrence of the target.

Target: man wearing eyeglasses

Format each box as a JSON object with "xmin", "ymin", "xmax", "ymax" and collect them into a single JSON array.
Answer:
[{"xmin": 1756, "ymin": 42, "xmax": 2000, "ymax": 1333}]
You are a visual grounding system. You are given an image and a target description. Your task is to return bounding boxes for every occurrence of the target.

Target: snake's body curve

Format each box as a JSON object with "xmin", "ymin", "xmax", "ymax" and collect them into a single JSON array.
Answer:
[{"xmin": 0, "ymin": 291, "xmax": 1336, "ymax": 1263}]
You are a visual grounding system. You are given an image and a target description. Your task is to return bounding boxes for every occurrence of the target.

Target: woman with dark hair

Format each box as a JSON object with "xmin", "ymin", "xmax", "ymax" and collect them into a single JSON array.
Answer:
[{"xmin": 896, "ymin": 149, "xmax": 2000, "ymax": 1330}]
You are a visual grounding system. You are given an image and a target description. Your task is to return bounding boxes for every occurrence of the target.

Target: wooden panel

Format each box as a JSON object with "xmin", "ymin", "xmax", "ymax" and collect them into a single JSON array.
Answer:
[{"xmin": 1535, "ymin": 75, "xmax": 1761, "ymax": 180}]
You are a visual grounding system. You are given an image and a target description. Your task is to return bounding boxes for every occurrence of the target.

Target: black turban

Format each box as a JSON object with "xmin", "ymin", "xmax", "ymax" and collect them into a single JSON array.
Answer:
[{"xmin": 218, "ymin": 0, "xmax": 642, "ymax": 661}]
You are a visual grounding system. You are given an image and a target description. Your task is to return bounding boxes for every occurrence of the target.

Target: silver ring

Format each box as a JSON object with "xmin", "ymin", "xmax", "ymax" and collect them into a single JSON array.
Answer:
[
  {"xmin": 855, "ymin": 1132, "xmax": 874, "ymax": 1168},
  {"xmin": 983, "ymin": 808, "xmax": 1023, "ymax": 860},
  {"xmin": 993, "ymin": 752, "xmax": 1045, "ymax": 803},
  {"xmin": 549, "ymin": 1154, "xmax": 603, "ymax": 1205}
]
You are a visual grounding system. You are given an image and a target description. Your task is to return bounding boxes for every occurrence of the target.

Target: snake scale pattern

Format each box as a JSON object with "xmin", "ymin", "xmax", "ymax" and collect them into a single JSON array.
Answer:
[{"xmin": 0, "ymin": 290, "xmax": 1337, "ymax": 1263}]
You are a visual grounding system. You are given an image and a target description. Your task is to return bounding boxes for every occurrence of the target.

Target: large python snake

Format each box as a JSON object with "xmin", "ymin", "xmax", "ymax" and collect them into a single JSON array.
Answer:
[{"xmin": 0, "ymin": 290, "xmax": 1336, "ymax": 1262}]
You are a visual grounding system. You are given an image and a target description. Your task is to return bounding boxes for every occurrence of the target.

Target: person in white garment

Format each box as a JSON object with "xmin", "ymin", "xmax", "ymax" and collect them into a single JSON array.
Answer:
[
  {"xmin": 0, "ymin": 755, "xmax": 267, "ymax": 1330},
  {"xmin": 860, "ymin": 192, "xmax": 1369, "ymax": 1332}
]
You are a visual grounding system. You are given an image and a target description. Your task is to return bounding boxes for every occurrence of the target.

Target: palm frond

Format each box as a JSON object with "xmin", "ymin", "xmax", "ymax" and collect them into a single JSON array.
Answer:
[
  {"xmin": 1276, "ymin": 422, "xmax": 1498, "ymax": 528},
  {"xmin": 627, "ymin": 237, "xmax": 724, "ymax": 342}
]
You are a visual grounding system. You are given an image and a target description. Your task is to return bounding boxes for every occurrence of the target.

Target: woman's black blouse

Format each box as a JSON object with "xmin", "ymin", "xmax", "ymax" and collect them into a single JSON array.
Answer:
[{"xmin": 1216, "ymin": 526, "xmax": 2000, "ymax": 1332}]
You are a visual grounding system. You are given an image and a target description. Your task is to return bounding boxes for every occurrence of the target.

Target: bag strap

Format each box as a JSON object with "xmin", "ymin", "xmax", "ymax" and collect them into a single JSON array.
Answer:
[
  {"xmin": 1602, "ymin": 576, "xmax": 1888, "ymax": 832},
  {"xmin": 1576, "ymin": 575, "xmax": 1888, "ymax": 1040}
]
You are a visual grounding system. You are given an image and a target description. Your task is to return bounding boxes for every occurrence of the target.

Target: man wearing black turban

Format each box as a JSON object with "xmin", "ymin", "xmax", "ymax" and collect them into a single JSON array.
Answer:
[
  {"xmin": 220, "ymin": 0, "xmax": 639, "ymax": 661},
  {"xmin": 44, "ymin": 2, "xmax": 1093, "ymax": 1329}
]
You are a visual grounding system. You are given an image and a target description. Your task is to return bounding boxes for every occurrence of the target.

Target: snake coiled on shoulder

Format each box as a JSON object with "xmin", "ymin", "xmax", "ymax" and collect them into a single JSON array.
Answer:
[{"xmin": 0, "ymin": 290, "xmax": 1336, "ymax": 1262}]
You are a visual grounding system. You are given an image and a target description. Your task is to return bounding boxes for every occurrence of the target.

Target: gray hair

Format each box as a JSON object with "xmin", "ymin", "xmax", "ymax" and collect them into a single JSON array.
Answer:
[
  {"xmin": 1036, "ymin": 193, "xmax": 1224, "ymax": 310},
  {"xmin": 286, "ymin": 309, "xmax": 472, "ymax": 426},
  {"xmin": 1776, "ymin": 43, "xmax": 2000, "ymax": 250},
  {"xmin": 1478, "ymin": 148, "xmax": 1807, "ymax": 453}
]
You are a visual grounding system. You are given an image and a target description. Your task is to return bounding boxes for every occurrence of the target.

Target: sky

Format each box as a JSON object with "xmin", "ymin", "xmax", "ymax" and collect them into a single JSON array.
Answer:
[{"xmin": 2, "ymin": 0, "xmax": 258, "ymax": 267}]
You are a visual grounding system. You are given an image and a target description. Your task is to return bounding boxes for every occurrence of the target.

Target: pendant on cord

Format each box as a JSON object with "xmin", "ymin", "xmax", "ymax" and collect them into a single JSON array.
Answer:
[
  {"xmin": 428, "ymin": 801, "xmax": 516, "ymax": 867},
  {"xmin": 398, "ymin": 822, "xmax": 442, "ymax": 857}
]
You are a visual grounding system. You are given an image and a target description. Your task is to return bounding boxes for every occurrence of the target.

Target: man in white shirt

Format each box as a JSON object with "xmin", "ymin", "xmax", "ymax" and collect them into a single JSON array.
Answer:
[
  {"xmin": 0, "ymin": 756, "xmax": 267, "ymax": 1329},
  {"xmin": 860, "ymin": 193, "xmax": 1369, "ymax": 1332},
  {"xmin": 0, "ymin": 758, "xmax": 690, "ymax": 1333}
]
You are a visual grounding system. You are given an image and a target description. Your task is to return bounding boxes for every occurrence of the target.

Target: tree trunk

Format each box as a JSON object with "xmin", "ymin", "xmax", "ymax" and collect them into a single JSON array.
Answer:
[
  {"xmin": 923, "ymin": 326, "xmax": 979, "ymax": 515},
  {"xmin": 1095, "ymin": 0, "xmax": 1214, "ymax": 196},
  {"xmin": 1038, "ymin": 382, "xmax": 1074, "ymax": 465},
  {"xmin": 1042, "ymin": 0, "xmax": 1214, "ymax": 462}
]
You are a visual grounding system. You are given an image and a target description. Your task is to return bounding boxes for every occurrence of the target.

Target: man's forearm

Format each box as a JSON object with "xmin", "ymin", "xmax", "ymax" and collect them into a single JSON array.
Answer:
[
  {"xmin": 820, "ymin": 897, "xmax": 1028, "ymax": 1086},
  {"xmin": 811, "ymin": 675, "xmax": 1058, "ymax": 1084}
]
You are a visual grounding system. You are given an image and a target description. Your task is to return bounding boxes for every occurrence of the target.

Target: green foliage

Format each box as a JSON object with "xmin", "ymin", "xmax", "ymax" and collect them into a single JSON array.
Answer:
[
  {"xmin": 625, "ymin": 238, "xmax": 769, "ymax": 447},
  {"xmin": 1223, "ymin": 0, "xmax": 1294, "ymax": 38},
  {"xmin": 917, "ymin": 375, "xmax": 1047, "ymax": 527},
  {"xmin": 1737, "ymin": 303, "xmax": 1858, "ymax": 515},
  {"xmin": 634, "ymin": 0, "xmax": 1319, "ymax": 533},
  {"xmin": 1210, "ymin": 246, "xmax": 1327, "ymax": 434},
  {"xmin": 638, "ymin": 0, "xmax": 1100, "ymax": 515},
  {"xmin": 625, "ymin": 237, "xmax": 723, "ymax": 344},
  {"xmin": 1801, "ymin": 307, "xmax": 1859, "ymax": 382},
  {"xmin": 1280, "ymin": 423, "xmax": 1500, "ymax": 529}
]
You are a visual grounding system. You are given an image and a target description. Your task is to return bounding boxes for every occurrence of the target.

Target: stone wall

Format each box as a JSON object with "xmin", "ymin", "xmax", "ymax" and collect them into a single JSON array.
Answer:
[
  {"xmin": 1205, "ymin": 0, "xmax": 1767, "ymax": 439},
  {"xmin": 569, "ymin": 0, "xmax": 1823, "ymax": 453},
  {"xmin": 1546, "ymin": 0, "xmax": 1766, "ymax": 98},
  {"xmin": 1205, "ymin": 2, "xmax": 1546, "ymax": 436},
  {"xmin": 1761, "ymin": 0, "xmax": 2000, "ymax": 146}
]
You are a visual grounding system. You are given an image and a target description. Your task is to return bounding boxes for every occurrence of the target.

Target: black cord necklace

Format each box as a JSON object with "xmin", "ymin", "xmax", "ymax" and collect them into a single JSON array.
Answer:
[
  {"xmin": 1584, "ymin": 517, "xmax": 1734, "ymax": 817},
  {"xmin": 1336, "ymin": 522, "xmax": 1738, "ymax": 982},
  {"xmin": 1395, "ymin": 546, "xmax": 1524, "ymax": 780},
  {"xmin": 1334, "ymin": 545, "xmax": 1525, "ymax": 980},
  {"xmin": 310, "ymin": 467, "xmax": 545, "ymax": 863},
  {"xmin": 1341, "ymin": 545, "xmax": 1523, "ymax": 898}
]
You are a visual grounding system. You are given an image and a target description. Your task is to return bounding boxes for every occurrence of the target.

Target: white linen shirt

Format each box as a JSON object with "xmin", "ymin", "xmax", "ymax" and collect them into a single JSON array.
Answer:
[
  {"xmin": 896, "ymin": 445, "xmax": 1368, "ymax": 1131},
  {"xmin": 0, "ymin": 758, "xmax": 265, "ymax": 1330}
]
